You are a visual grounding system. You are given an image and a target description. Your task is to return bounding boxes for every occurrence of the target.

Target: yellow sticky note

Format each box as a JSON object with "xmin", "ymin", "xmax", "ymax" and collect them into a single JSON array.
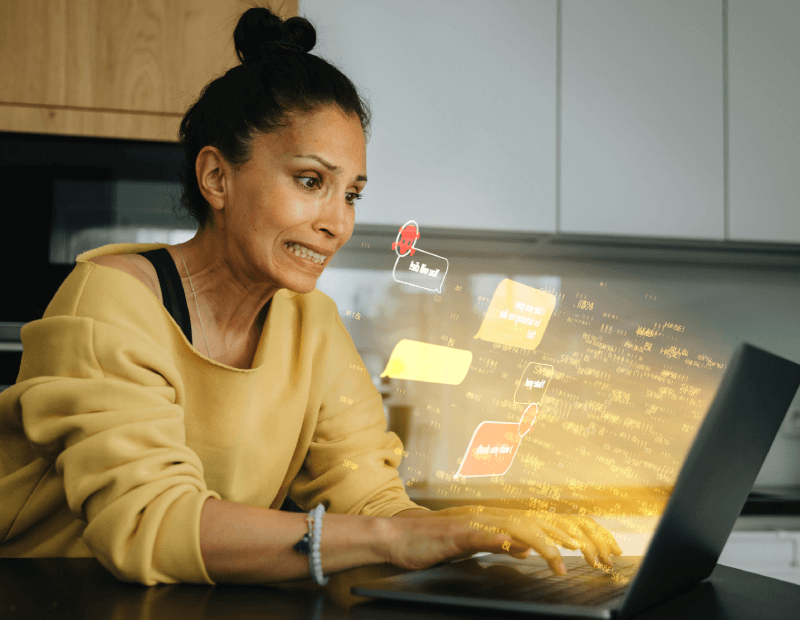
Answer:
[
  {"xmin": 381, "ymin": 340, "xmax": 472, "ymax": 385},
  {"xmin": 474, "ymin": 279, "xmax": 556, "ymax": 350}
]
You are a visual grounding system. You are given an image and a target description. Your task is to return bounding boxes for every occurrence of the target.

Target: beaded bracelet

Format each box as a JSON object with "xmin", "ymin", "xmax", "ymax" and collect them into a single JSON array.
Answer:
[
  {"xmin": 292, "ymin": 504, "xmax": 328, "ymax": 585},
  {"xmin": 309, "ymin": 504, "xmax": 329, "ymax": 585}
]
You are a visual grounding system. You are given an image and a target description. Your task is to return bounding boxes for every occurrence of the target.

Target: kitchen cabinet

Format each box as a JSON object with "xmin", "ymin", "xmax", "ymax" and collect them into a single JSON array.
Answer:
[
  {"xmin": 301, "ymin": 0, "xmax": 558, "ymax": 232},
  {"xmin": 728, "ymin": 0, "xmax": 800, "ymax": 243},
  {"xmin": 559, "ymin": 0, "xmax": 724, "ymax": 239},
  {"xmin": 0, "ymin": 0, "xmax": 297, "ymax": 142}
]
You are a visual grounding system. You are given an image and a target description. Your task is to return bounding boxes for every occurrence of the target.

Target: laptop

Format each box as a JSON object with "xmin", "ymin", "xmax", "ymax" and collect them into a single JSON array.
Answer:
[{"xmin": 353, "ymin": 343, "xmax": 800, "ymax": 618}]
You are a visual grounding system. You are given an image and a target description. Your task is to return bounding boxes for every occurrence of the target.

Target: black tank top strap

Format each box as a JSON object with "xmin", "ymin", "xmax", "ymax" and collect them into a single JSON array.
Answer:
[{"xmin": 138, "ymin": 248, "xmax": 193, "ymax": 344}]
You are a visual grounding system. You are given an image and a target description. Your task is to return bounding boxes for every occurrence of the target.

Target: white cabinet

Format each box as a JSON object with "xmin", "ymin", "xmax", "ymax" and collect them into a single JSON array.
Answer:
[
  {"xmin": 300, "ymin": 0, "xmax": 558, "ymax": 232},
  {"xmin": 728, "ymin": 0, "xmax": 800, "ymax": 243},
  {"xmin": 560, "ymin": 1, "xmax": 724, "ymax": 239}
]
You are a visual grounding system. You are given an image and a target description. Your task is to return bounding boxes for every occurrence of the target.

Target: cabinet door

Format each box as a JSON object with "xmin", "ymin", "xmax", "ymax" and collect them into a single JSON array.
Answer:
[
  {"xmin": 0, "ymin": 0, "xmax": 296, "ymax": 140},
  {"xmin": 301, "ymin": 0, "xmax": 557, "ymax": 232},
  {"xmin": 728, "ymin": 0, "xmax": 800, "ymax": 243},
  {"xmin": 560, "ymin": 1, "xmax": 724, "ymax": 239}
]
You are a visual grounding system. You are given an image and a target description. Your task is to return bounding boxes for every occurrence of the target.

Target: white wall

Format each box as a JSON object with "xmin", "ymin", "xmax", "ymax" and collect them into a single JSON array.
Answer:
[{"xmin": 301, "ymin": 0, "xmax": 557, "ymax": 232}]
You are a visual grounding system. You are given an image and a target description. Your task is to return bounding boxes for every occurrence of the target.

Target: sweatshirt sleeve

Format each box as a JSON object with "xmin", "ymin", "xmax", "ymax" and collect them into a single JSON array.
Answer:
[
  {"xmin": 15, "ymin": 265, "xmax": 221, "ymax": 585},
  {"xmin": 288, "ymin": 306, "xmax": 427, "ymax": 517}
]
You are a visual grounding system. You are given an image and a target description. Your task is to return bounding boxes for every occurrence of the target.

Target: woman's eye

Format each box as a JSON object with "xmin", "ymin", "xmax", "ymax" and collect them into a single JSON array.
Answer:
[
  {"xmin": 298, "ymin": 176, "xmax": 321, "ymax": 190},
  {"xmin": 299, "ymin": 176, "xmax": 361, "ymax": 206}
]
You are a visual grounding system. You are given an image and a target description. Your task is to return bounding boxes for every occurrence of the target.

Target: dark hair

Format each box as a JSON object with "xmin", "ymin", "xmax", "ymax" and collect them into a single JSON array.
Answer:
[{"xmin": 177, "ymin": 6, "xmax": 371, "ymax": 227}]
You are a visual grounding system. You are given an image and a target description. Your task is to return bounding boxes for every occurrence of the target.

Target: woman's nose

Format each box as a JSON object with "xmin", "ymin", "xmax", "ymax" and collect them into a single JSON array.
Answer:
[{"xmin": 314, "ymin": 195, "xmax": 351, "ymax": 238}]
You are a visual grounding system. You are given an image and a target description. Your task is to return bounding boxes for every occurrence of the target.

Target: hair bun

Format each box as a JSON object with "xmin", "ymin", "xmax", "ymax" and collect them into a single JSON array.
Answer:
[{"xmin": 234, "ymin": 8, "xmax": 316, "ymax": 64}]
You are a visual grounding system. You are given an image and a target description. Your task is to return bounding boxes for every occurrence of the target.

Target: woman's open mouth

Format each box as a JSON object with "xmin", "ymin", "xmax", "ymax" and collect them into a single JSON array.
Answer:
[{"xmin": 284, "ymin": 241, "xmax": 327, "ymax": 265}]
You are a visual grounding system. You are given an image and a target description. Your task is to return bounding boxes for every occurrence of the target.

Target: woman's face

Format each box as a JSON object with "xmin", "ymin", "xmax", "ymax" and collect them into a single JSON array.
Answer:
[{"xmin": 212, "ymin": 105, "xmax": 367, "ymax": 294}]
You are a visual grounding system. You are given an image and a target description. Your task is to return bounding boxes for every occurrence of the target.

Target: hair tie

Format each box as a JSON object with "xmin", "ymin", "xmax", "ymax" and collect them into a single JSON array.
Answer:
[{"xmin": 263, "ymin": 41, "xmax": 305, "ymax": 53}]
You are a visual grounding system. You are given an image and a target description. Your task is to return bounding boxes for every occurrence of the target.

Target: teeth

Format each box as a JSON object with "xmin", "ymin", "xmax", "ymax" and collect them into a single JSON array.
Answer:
[{"xmin": 285, "ymin": 242, "xmax": 327, "ymax": 264}]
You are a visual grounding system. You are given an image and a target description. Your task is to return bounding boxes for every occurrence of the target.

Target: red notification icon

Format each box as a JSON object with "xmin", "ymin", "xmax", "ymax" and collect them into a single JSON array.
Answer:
[{"xmin": 392, "ymin": 220, "xmax": 421, "ymax": 256}]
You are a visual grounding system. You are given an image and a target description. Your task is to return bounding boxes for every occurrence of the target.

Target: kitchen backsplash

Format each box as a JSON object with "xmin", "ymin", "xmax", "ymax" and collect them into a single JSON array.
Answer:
[{"xmin": 316, "ymin": 238, "xmax": 800, "ymax": 492}]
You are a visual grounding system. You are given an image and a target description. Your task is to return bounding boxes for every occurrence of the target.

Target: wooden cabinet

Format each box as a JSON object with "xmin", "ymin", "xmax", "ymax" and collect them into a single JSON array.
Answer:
[
  {"xmin": 559, "ymin": 1, "xmax": 724, "ymax": 239},
  {"xmin": 301, "ymin": 0, "xmax": 558, "ymax": 232},
  {"xmin": 0, "ymin": 0, "xmax": 297, "ymax": 142},
  {"xmin": 728, "ymin": 0, "xmax": 800, "ymax": 243}
]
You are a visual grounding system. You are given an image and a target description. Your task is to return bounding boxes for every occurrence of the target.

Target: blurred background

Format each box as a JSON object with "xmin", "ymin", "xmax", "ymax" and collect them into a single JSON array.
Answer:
[{"xmin": 1, "ymin": 0, "xmax": 799, "ymax": 582}]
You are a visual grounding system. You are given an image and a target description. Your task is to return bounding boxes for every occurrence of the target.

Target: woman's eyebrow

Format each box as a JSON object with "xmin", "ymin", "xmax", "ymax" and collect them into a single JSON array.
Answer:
[{"xmin": 293, "ymin": 154, "xmax": 367, "ymax": 182}]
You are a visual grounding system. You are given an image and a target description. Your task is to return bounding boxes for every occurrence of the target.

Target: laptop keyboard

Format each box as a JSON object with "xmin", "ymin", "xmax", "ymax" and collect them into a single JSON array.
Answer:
[{"xmin": 474, "ymin": 556, "xmax": 637, "ymax": 606}]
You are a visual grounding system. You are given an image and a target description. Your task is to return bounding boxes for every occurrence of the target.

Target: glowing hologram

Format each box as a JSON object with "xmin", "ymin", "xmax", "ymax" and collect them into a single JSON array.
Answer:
[
  {"xmin": 393, "ymin": 248, "xmax": 449, "ymax": 293},
  {"xmin": 473, "ymin": 279, "xmax": 556, "ymax": 350},
  {"xmin": 454, "ymin": 421, "xmax": 522, "ymax": 478},
  {"xmin": 513, "ymin": 363, "xmax": 554, "ymax": 404},
  {"xmin": 381, "ymin": 339, "xmax": 472, "ymax": 385},
  {"xmin": 391, "ymin": 220, "xmax": 420, "ymax": 256},
  {"xmin": 455, "ymin": 279, "xmax": 556, "ymax": 478},
  {"xmin": 454, "ymin": 404, "xmax": 540, "ymax": 478},
  {"xmin": 390, "ymin": 220, "xmax": 449, "ymax": 293},
  {"xmin": 518, "ymin": 403, "xmax": 539, "ymax": 437}
]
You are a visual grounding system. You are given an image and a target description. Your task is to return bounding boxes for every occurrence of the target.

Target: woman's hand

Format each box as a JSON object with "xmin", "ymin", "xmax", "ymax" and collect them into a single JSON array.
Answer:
[
  {"xmin": 383, "ymin": 511, "xmax": 534, "ymax": 572},
  {"xmin": 387, "ymin": 506, "xmax": 622, "ymax": 576}
]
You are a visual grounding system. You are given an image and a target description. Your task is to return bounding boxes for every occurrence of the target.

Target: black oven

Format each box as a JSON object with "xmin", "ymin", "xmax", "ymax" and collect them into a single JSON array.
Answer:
[{"xmin": 1, "ymin": 131, "xmax": 193, "ymax": 388}]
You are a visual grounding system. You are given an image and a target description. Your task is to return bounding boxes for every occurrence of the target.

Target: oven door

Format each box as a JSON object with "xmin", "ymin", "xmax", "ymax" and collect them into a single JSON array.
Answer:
[{"xmin": 0, "ymin": 322, "xmax": 23, "ymax": 391}]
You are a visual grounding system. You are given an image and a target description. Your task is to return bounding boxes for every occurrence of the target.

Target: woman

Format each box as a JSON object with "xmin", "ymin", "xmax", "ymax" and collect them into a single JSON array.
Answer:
[{"xmin": 0, "ymin": 7, "xmax": 621, "ymax": 585}]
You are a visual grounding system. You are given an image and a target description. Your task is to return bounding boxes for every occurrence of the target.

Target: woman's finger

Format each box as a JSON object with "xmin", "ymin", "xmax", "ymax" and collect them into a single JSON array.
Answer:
[
  {"xmin": 538, "ymin": 523, "xmax": 583, "ymax": 550},
  {"xmin": 465, "ymin": 529, "xmax": 529, "ymax": 557},
  {"xmin": 440, "ymin": 507, "xmax": 622, "ymax": 571},
  {"xmin": 544, "ymin": 519, "xmax": 600, "ymax": 566},
  {"xmin": 510, "ymin": 547, "xmax": 534, "ymax": 560},
  {"xmin": 539, "ymin": 522, "xmax": 599, "ymax": 566},
  {"xmin": 542, "ymin": 516, "xmax": 602, "ymax": 564},
  {"xmin": 509, "ymin": 524, "xmax": 567, "ymax": 575},
  {"xmin": 493, "ymin": 508, "xmax": 599, "ymax": 569},
  {"xmin": 574, "ymin": 518, "xmax": 621, "ymax": 566},
  {"xmin": 535, "ymin": 542, "xmax": 567, "ymax": 575},
  {"xmin": 580, "ymin": 517, "xmax": 623, "ymax": 557}
]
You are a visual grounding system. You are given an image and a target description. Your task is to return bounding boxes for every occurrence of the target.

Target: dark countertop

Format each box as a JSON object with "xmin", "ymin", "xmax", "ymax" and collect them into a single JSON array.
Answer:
[
  {"xmin": 1, "ymin": 557, "xmax": 798, "ymax": 620},
  {"xmin": 741, "ymin": 487, "xmax": 800, "ymax": 515}
]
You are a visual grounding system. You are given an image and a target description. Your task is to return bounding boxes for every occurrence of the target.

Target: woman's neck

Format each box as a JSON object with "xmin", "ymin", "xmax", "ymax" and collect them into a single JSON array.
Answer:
[{"xmin": 167, "ymin": 229, "xmax": 275, "ymax": 367}]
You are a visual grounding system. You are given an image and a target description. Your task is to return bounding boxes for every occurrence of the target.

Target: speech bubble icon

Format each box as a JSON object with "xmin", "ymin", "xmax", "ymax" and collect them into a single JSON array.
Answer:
[
  {"xmin": 392, "ymin": 248, "xmax": 449, "ymax": 293},
  {"xmin": 473, "ymin": 279, "xmax": 556, "ymax": 350},
  {"xmin": 454, "ymin": 422, "xmax": 522, "ymax": 478},
  {"xmin": 381, "ymin": 339, "xmax": 472, "ymax": 385},
  {"xmin": 513, "ymin": 363, "xmax": 554, "ymax": 404}
]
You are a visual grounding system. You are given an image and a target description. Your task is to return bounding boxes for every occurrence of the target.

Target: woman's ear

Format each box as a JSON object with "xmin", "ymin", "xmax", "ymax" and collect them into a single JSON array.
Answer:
[{"xmin": 196, "ymin": 146, "xmax": 229, "ymax": 215}]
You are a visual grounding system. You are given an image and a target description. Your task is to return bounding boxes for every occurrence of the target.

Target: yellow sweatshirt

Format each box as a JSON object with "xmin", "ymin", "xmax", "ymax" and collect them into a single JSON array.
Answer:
[{"xmin": 0, "ymin": 243, "xmax": 421, "ymax": 585}]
